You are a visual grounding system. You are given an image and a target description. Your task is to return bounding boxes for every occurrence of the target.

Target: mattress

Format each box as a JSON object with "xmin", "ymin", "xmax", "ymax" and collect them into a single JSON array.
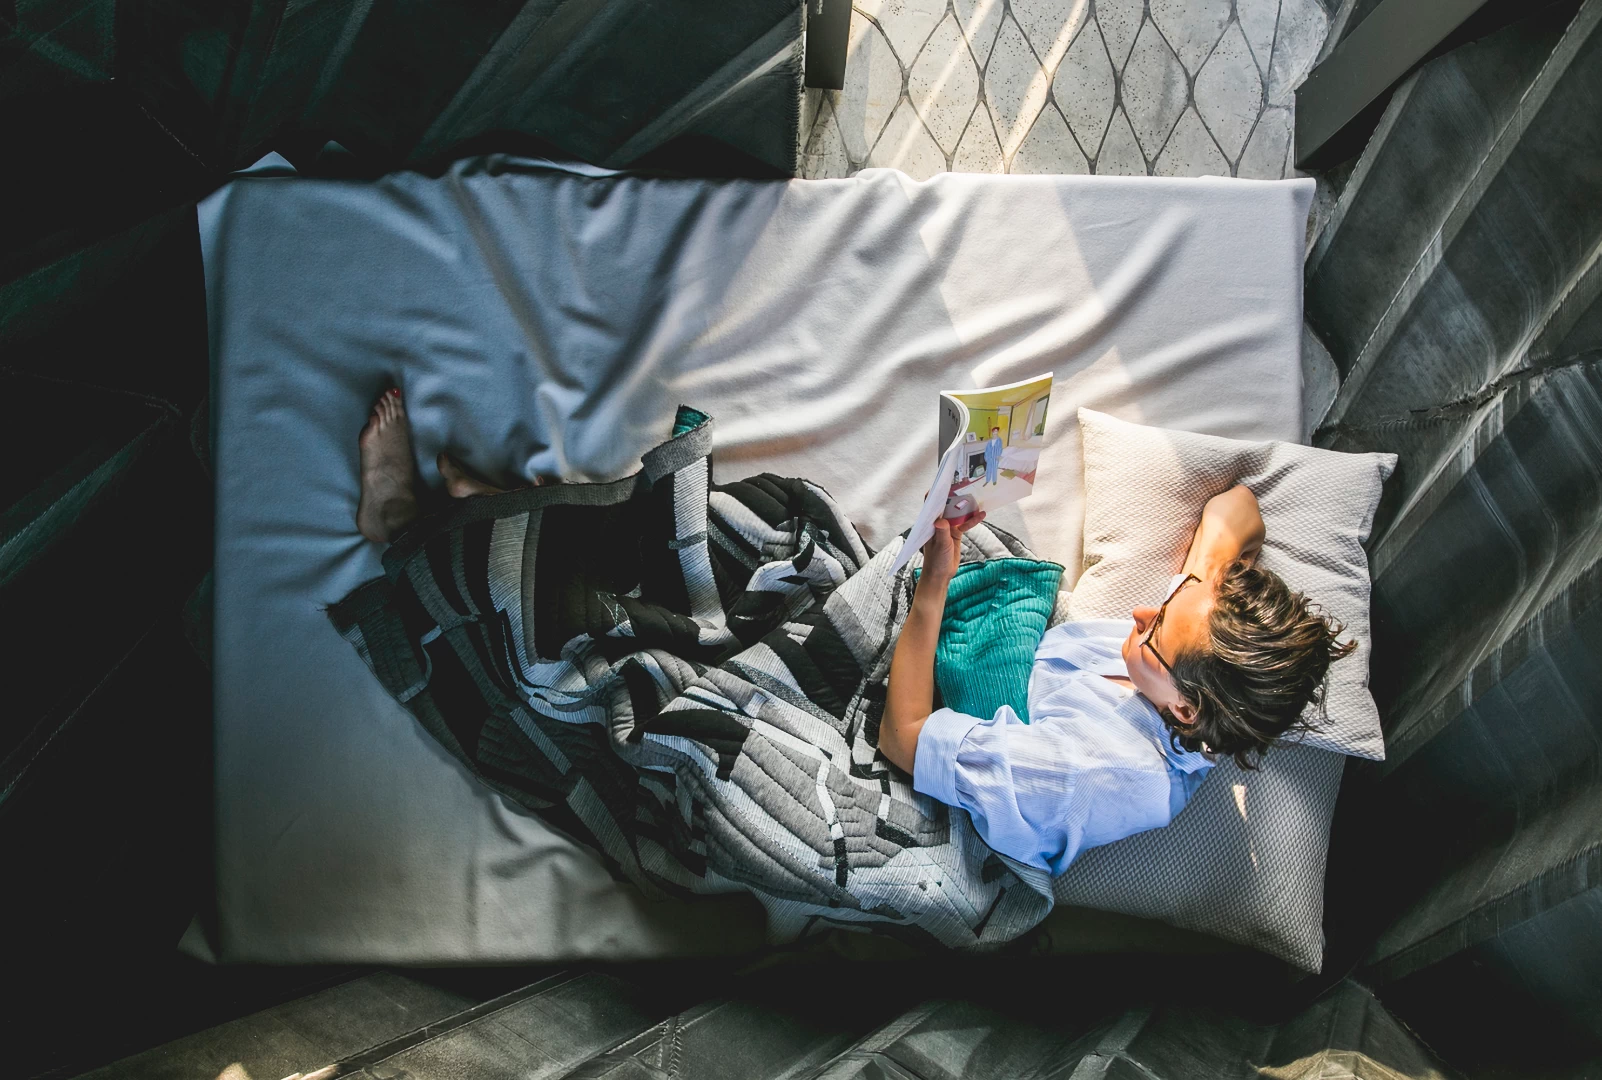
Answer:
[{"xmin": 204, "ymin": 155, "xmax": 1311, "ymax": 963}]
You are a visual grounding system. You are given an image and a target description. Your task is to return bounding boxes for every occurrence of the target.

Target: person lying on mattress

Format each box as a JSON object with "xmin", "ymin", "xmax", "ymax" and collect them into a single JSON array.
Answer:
[
  {"xmin": 876, "ymin": 488, "xmax": 1355, "ymax": 875},
  {"xmin": 355, "ymin": 388, "xmax": 1350, "ymax": 881}
]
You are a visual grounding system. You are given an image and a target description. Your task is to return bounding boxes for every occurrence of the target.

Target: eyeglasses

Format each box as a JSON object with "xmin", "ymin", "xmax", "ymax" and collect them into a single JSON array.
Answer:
[{"xmin": 1141, "ymin": 574, "xmax": 1201, "ymax": 677}]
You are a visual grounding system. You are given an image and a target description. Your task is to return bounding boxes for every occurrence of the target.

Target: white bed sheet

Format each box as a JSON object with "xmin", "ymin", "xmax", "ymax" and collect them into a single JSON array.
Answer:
[{"xmin": 205, "ymin": 156, "xmax": 1311, "ymax": 963}]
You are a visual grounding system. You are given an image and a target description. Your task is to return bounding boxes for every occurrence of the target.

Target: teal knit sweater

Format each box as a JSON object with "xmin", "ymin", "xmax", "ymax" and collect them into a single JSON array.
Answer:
[{"xmin": 915, "ymin": 557, "xmax": 1064, "ymax": 723}]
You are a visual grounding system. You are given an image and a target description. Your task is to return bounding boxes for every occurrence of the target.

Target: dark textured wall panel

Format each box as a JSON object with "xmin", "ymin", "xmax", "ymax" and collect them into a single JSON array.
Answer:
[
  {"xmin": 1, "ymin": 0, "xmax": 804, "ymax": 299},
  {"xmin": 1305, "ymin": 5, "xmax": 1577, "ymax": 371},
  {"xmin": 1303, "ymin": 7, "xmax": 1602, "ymax": 1073},
  {"xmin": 1378, "ymin": 884, "xmax": 1602, "ymax": 1078},
  {"xmin": 1316, "ymin": 5, "xmax": 1602, "ymax": 550},
  {"xmin": 1369, "ymin": 363, "xmax": 1602, "ymax": 730},
  {"xmin": 397, "ymin": 0, "xmax": 800, "ymax": 171},
  {"xmin": 299, "ymin": 0, "xmax": 531, "ymax": 164}
]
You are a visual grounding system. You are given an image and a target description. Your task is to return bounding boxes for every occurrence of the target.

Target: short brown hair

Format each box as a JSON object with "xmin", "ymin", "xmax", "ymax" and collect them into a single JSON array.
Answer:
[{"xmin": 1164, "ymin": 560, "xmax": 1356, "ymax": 769}]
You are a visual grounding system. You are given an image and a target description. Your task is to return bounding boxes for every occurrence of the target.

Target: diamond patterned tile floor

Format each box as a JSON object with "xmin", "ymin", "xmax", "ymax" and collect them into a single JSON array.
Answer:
[{"xmin": 802, "ymin": 0, "xmax": 1336, "ymax": 180}]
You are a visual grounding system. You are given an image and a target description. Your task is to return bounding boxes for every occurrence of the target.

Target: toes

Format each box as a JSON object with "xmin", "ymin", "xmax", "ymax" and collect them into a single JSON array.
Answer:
[
  {"xmin": 372, "ymin": 388, "xmax": 403, "ymax": 426},
  {"xmin": 441, "ymin": 457, "xmax": 479, "ymax": 499}
]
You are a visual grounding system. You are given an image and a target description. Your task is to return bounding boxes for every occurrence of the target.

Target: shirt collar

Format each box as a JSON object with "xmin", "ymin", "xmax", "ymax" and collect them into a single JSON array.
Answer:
[
  {"xmin": 1112, "ymin": 683, "xmax": 1215, "ymax": 774},
  {"xmin": 1162, "ymin": 736, "xmax": 1216, "ymax": 773}
]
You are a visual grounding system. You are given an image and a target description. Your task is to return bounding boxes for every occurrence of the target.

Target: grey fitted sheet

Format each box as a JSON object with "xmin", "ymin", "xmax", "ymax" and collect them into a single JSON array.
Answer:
[{"xmin": 204, "ymin": 155, "xmax": 1311, "ymax": 963}]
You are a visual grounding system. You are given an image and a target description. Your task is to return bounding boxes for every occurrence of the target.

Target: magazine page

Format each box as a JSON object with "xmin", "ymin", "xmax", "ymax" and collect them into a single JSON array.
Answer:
[
  {"xmin": 940, "ymin": 372, "xmax": 1053, "ymax": 518},
  {"xmin": 938, "ymin": 392, "xmax": 966, "ymax": 459},
  {"xmin": 889, "ymin": 438, "xmax": 968, "ymax": 574},
  {"xmin": 890, "ymin": 372, "xmax": 1053, "ymax": 574}
]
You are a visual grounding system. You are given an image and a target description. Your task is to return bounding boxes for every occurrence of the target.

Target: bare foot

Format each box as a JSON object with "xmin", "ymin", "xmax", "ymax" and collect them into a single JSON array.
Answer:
[
  {"xmin": 437, "ymin": 452, "xmax": 509, "ymax": 498},
  {"xmin": 438, "ymin": 452, "xmax": 561, "ymax": 497},
  {"xmin": 356, "ymin": 389, "xmax": 421, "ymax": 542}
]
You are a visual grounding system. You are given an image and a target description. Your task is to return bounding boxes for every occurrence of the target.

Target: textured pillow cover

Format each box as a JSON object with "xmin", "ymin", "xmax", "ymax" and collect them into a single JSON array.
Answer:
[
  {"xmin": 1050, "ymin": 409, "xmax": 1395, "ymax": 973},
  {"xmin": 1068, "ymin": 408, "xmax": 1397, "ymax": 760},
  {"xmin": 1054, "ymin": 740, "xmax": 1345, "ymax": 971}
]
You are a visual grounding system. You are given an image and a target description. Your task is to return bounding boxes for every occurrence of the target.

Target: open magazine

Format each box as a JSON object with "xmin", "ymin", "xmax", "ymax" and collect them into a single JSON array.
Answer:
[{"xmin": 890, "ymin": 372, "xmax": 1054, "ymax": 573}]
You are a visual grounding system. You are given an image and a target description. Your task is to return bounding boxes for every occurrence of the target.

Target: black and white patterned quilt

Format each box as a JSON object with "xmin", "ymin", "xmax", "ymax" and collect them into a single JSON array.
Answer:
[{"xmin": 329, "ymin": 408, "xmax": 1053, "ymax": 947}]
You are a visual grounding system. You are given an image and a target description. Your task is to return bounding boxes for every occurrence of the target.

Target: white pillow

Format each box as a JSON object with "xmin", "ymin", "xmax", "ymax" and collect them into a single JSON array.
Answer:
[{"xmin": 1068, "ymin": 408, "xmax": 1396, "ymax": 760}]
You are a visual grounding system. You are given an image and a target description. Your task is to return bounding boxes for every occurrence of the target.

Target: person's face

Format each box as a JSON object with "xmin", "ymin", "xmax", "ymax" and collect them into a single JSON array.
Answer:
[{"xmin": 1121, "ymin": 575, "xmax": 1214, "ymax": 727}]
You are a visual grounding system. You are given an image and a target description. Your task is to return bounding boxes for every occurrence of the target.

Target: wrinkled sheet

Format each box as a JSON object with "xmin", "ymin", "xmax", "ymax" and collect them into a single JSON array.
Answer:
[{"xmin": 205, "ymin": 156, "xmax": 1310, "ymax": 962}]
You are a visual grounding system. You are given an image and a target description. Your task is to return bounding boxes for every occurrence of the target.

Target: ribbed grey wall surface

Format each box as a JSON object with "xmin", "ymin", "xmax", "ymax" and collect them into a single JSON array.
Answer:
[
  {"xmin": 1305, "ymin": 2, "xmax": 1602, "ymax": 1074},
  {"xmin": 2, "ymin": 0, "xmax": 802, "ymax": 295},
  {"xmin": 74, "ymin": 960, "xmax": 1462, "ymax": 1080}
]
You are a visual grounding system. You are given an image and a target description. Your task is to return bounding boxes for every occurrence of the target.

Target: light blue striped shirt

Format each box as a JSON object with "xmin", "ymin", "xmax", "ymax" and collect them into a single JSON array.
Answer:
[{"xmin": 912, "ymin": 616, "xmax": 1215, "ymax": 875}]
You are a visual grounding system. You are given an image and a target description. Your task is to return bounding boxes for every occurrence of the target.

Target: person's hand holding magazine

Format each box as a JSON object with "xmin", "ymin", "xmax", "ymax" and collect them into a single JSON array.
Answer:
[{"xmin": 879, "ymin": 511, "xmax": 985, "ymax": 775}]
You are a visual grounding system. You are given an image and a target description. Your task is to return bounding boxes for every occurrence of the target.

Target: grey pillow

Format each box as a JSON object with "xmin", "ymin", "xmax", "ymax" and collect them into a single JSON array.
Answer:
[
  {"xmin": 1053, "ymin": 741, "xmax": 1344, "ymax": 972},
  {"xmin": 1067, "ymin": 408, "xmax": 1396, "ymax": 760},
  {"xmin": 1048, "ymin": 408, "xmax": 1395, "ymax": 972}
]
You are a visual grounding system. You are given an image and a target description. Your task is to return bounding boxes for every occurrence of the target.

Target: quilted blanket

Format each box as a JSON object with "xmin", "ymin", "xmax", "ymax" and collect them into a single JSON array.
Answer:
[{"xmin": 329, "ymin": 408, "xmax": 1054, "ymax": 947}]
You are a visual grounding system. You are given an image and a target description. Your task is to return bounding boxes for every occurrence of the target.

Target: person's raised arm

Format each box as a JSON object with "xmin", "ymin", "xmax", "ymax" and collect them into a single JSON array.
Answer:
[
  {"xmin": 1181, "ymin": 483, "xmax": 1264, "ymax": 582},
  {"xmin": 879, "ymin": 512, "xmax": 984, "ymax": 774}
]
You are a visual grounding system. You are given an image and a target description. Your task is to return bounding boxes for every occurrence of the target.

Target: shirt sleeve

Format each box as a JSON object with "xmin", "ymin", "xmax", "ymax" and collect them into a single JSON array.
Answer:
[
  {"xmin": 912, "ymin": 707, "xmax": 987, "ymax": 809},
  {"xmin": 1168, "ymin": 761, "xmax": 1214, "ymax": 820},
  {"xmin": 913, "ymin": 705, "xmax": 1177, "ymax": 875}
]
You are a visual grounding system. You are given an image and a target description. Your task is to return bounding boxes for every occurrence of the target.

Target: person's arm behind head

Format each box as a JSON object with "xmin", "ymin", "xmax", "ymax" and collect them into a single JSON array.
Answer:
[{"xmin": 1181, "ymin": 484, "xmax": 1264, "ymax": 581}]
